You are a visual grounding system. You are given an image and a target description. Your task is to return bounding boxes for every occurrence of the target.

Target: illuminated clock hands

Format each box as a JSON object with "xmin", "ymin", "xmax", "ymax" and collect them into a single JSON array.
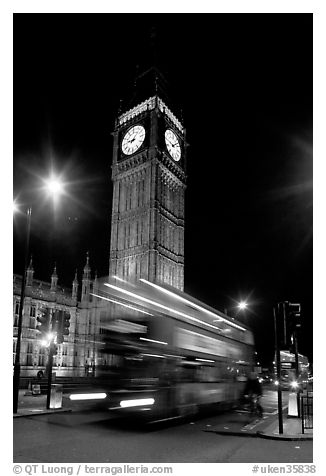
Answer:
[
  {"xmin": 122, "ymin": 125, "xmax": 146, "ymax": 155},
  {"xmin": 165, "ymin": 129, "xmax": 181, "ymax": 161}
]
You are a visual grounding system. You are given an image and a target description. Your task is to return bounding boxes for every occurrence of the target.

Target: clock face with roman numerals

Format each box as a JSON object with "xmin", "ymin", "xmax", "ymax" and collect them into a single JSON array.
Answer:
[
  {"xmin": 122, "ymin": 125, "xmax": 146, "ymax": 155},
  {"xmin": 165, "ymin": 129, "xmax": 181, "ymax": 161}
]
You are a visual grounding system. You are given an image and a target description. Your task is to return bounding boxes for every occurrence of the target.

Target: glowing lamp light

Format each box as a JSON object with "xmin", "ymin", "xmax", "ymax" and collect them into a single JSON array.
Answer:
[
  {"xmin": 238, "ymin": 301, "xmax": 248, "ymax": 310},
  {"xmin": 13, "ymin": 201, "xmax": 19, "ymax": 214},
  {"xmin": 43, "ymin": 175, "xmax": 65, "ymax": 200},
  {"xmin": 46, "ymin": 178, "xmax": 63, "ymax": 194}
]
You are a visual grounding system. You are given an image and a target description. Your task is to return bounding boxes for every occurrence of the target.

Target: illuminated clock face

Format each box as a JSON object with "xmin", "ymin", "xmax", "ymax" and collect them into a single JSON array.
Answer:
[
  {"xmin": 121, "ymin": 125, "xmax": 146, "ymax": 155},
  {"xmin": 165, "ymin": 129, "xmax": 181, "ymax": 161}
]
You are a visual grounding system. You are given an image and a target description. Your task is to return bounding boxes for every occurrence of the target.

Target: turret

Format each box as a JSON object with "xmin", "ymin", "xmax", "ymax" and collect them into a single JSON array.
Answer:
[
  {"xmin": 50, "ymin": 264, "xmax": 58, "ymax": 292},
  {"xmin": 26, "ymin": 257, "xmax": 34, "ymax": 286},
  {"xmin": 81, "ymin": 252, "xmax": 91, "ymax": 303},
  {"xmin": 93, "ymin": 271, "xmax": 99, "ymax": 295},
  {"xmin": 72, "ymin": 269, "xmax": 79, "ymax": 300}
]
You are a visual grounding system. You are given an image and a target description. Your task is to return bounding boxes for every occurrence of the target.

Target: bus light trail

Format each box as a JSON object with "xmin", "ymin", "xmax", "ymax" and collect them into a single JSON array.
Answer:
[
  {"xmin": 90, "ymin": 292, "xmax": 154, "ymax": 316},
  {"xmin": 140, "ymin": 278, "xmax": 246, "ymax": 331},
  {"xmin": 104, "ymin": 283, "xmax": 226, "ymax": 333}
]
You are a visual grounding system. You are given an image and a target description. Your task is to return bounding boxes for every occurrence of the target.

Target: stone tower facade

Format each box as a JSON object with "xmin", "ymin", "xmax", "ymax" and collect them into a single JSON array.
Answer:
[{"xmin": 109, "ymin": 68, "xmax": 187, "ymax": 291}]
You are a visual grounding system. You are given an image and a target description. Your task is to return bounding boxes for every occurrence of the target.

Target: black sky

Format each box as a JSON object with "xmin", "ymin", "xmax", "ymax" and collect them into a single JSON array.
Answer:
[{"xmin": 13, "ymin": 13, "xmax": 313, "ymax": 366}]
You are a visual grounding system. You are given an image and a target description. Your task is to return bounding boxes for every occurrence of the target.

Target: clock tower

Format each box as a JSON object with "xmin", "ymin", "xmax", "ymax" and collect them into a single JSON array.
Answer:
[{"xmin": 109, "ymin": 67, "xmax": 187, "ymax": 291}]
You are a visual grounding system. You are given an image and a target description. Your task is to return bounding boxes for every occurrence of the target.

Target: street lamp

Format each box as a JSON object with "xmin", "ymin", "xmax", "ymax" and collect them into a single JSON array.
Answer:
[
  {"xmin": 13, "ymin": 174, "xmax": 65, "ymax": 413},
  {"xmin": 13, "ymin": 207, "xmax": 31, "ymax": 413},
  {"xmin": 43, "ymin": 175, "xmax": 64, "ymax": 199},
  {"xmin": 238, "ymin": 301, "xmax": 248, "ymax": 311},
  {"xmin": 224, "ymin": 300, "xmax": 249, "ymax": 320}
]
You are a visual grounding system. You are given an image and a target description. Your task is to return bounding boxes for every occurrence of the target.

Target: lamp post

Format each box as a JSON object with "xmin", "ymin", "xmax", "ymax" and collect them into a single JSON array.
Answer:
[
  {"xmin": 13, "ymin": 175, "xmax": 65, "ymax": 413},
  {"xmin": 13, "ymin": 207, "xmax": 32, "ymax": 413}
]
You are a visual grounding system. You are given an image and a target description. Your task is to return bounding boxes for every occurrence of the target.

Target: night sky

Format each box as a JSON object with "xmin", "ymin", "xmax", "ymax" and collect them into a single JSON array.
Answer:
[{"xmin": 13, "ymin": 13, "xmax": 313, "ymax": 366}]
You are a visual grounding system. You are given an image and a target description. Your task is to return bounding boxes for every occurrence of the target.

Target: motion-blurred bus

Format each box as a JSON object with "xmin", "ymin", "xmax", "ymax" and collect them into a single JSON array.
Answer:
[
  {"xmin": 274, "ymin": 350, "xmax": 310, "ymax": 390},
  {"xmin": 91, "ymin": 277, "xmax": 256, "ymax": 422}
]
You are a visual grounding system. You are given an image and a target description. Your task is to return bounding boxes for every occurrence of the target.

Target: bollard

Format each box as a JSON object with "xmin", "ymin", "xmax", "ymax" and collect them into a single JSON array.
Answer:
[
  {"xmin": 288, "ymin": 392, "xmax": 299, "ymax": 417},
  {"xmin": 24, "ymin": 380, "xmax": 33, "ymax": 396},
  {"xmin": 49, "ymin": 384, "xmax": 63, "ymax": 409}
]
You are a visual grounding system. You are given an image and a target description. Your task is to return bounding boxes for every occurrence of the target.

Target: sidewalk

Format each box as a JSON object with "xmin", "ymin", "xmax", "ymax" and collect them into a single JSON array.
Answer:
[
  {"xmin": 258, "ymin": 415, "xmax": 313, "ymax": 440},
  {"xmin": 204, "ymin": 410, "xmax": 313, "ymax": 441},
  {"xmin": 13, "ymin": 390, "xmax": 73, "ymax": 417}
]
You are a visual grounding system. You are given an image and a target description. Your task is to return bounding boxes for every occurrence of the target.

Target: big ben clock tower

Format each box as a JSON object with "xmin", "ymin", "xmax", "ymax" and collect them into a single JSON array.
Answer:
[{"xmin": 109, "ymin": 67, "xmax": 187, "ymax": 291}]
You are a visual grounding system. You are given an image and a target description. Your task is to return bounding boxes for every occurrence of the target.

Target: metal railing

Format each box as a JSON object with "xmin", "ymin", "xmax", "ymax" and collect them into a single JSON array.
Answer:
[{"xmin": 301, "ymin": 392, "xmax": 313, "ymax": 433}]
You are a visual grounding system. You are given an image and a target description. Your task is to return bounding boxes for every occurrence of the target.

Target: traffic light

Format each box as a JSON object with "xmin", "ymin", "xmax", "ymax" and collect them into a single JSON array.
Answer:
[
  {"xmin": 287, "ymin": 302, "xmax": 302, "ymax": 332},
  {"xmin": 51, "ymin": 310, "xmax": 60, "ymax": 335},
  {"xmin": 56, "ymin": 310, "xmax": 71, "ymax": 344},
  {"xmin": 51, "ymin": 342, "xmax": 58, "ymax": 356},
  {"xmin": 287, "ymin": 303, "xmax": 302, "ymax": 352},
  {"xmin": 278, "ymin": 301, "xmax": 302, "ymax": 349},
  {"xmin": 286, "ymin": 302, "xmax": 302, "ymax": 338},
  {"xmin": 276, "ymin": 301, "xmax": 302, "ymax": 349},
  {"xmin": 36, "ymin": 307, "xmax": 51, "ymax": 337}
]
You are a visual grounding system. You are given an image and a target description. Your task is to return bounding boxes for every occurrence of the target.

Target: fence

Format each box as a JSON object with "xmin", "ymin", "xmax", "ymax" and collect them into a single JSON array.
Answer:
[{"xmin": 301, "ymin": 392, "xmax": 313, "ymax": 433}]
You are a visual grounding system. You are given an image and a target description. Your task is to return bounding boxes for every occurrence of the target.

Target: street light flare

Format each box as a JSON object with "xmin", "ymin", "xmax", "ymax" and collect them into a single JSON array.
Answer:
[{"xmin": 44, "ymin": 176, "xmax": 64, "ymax": 197}]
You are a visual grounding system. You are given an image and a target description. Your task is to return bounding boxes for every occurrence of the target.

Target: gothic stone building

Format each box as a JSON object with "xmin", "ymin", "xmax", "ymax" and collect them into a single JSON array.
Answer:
[{"xmin": 13, "ymin": 255, "xmax": 115, "ymax": 377}]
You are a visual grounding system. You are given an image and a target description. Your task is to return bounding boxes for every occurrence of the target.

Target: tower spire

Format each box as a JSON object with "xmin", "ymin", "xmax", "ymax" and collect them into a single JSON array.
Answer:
[
  {"xmin": 83, "ymin": 251, "xmax": 91, "ymax": 279},
  {"xmin": 26, "ymin": 256, "xmax": 34, "ymax": 286},
  {"xmin": 81, "ymin": 252, "xmax": 91, "ymax": 303},
  {"xmin": 50, "ymin": 263, "xmax": 58, "ymax": 292},
  {"xmin": 72, "ymin": 269, "xmax": 79, "ymax": 300},
  {"xmin": 123, "ymin": 25, "xmax": 171, "ymax": 111}
]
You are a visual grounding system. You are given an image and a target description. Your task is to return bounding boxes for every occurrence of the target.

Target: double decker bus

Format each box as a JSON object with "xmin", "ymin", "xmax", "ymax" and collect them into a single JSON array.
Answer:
[
  {"xmin": 92, "ymin": 277, "xmax": 256, "ymax": 422},
  {"xmin": 275, "ymin": 350, "xmax": 310, "ymax": 390}
]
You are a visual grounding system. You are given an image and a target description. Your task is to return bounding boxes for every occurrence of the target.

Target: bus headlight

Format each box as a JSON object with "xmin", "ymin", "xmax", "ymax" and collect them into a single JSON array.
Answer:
[{"xmin": 120, "ymin": 398, "xmax": 155, "ymax": 408}]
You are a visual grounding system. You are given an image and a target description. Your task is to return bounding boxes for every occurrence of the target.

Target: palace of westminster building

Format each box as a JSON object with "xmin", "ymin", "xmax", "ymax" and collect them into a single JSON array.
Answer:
[{"xmin": 13, "ymin": 67, "xmax": 188, "ymax": 377}]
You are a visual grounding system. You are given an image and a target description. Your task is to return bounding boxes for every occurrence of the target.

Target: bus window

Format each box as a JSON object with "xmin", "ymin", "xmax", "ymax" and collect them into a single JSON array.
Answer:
[
  {"xmin": 197, "ymin": 365, "xmax": 221, "ymax": 382},
  {"xmin": 177, "ymin": 363, "xmax": 197, "ymax": 382}
]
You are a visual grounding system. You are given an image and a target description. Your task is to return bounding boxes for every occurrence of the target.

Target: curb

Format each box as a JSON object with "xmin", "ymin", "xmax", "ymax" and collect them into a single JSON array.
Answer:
[
  {"xmin": 256, "ymin": 431, "xmax": 313, "ymax": 441},
  {"xmin": 204, "ymin": 428, "xmax": 313, "ymax": 441},
  {"xmin": 13, "ymin": 409, "xmax": 72, "ymax": 418},
  {"xmin": 204, "ymin": 429, "xmax": 260, "ymax": 438}
]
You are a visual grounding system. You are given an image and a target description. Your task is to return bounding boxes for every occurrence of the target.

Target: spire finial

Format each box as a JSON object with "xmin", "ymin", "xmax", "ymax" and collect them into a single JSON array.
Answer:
[
  {"xmin": 83, "ymin": 251, "xmax": 91, "ymax": 277},
  {"xmin": 50, "ymin": 261, "xmax": 58, "ymax": 291},
  {"xmin": 72, "ymin": 268, "xmax": 79, "ymax": 299},
  {"xmin": 52, "ymin": 262, "xmax": 57, "ymax": 277},
  {"xmin": 28, "ymin": 255, "xmax": 33, "ymax": 270},
  {"xmin": 26, "ymin": 254, "xmax": 34, "ymax": 286}
]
